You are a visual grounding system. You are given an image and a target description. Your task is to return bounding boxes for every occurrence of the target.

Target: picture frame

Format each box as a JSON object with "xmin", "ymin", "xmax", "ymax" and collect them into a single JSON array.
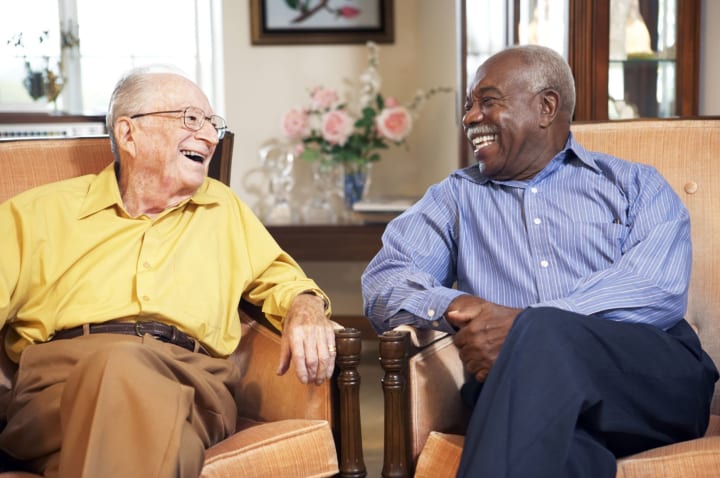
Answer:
[{"xmin": 250, "ymin": 0, "xmax": 394, "ymax": 45}]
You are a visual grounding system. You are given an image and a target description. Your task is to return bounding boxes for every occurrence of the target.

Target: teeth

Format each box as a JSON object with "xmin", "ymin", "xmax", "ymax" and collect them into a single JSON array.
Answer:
[
  {"xmin": 181, "ymin": 150, "xmax": 205, "ymax": 162},
  {"xmin": 471, "ymin": 134, "xmax": 496, "ymax": 149}
]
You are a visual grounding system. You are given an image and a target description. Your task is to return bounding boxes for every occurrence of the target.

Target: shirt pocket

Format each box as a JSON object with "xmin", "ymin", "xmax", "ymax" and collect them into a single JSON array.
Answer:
[{"xmin": 555, "ymin": 222, "xmax": 628, "ymax": 271}]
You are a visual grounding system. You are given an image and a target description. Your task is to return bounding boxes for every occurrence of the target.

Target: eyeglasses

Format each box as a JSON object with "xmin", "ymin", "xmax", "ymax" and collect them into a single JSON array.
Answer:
[{"xmin": 130, "ymin": 106, "xmax": 227, "ymax": 139}]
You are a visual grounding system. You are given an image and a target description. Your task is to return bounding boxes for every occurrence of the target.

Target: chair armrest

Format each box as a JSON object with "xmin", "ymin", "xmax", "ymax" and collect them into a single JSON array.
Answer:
[
  {"xmin": 231, "ymin": 300, "xmax": 366, "ymax": 478},
  {"xmin": 379, "ymin": 326, "xmax": 468, "ymax": 478}
]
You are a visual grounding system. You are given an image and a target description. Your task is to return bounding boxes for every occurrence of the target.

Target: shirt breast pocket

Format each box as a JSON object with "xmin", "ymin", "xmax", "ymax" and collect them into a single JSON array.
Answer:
[{"xmin": 557, "ymin": 222, "xmax": 628, "ymax": 269}]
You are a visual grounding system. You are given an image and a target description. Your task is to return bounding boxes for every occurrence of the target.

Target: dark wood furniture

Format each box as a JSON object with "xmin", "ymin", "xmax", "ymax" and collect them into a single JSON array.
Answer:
[
  {"xmin": 265, "ymin": 224, "xmax": 386, "ymax": 262},
  {"xmin": 563, "ymin": 0, "xmax": 700, "ymax": 121},
  {"xmin": 209, "ymin": 130, "xmax": 234, "ymax": 185}
]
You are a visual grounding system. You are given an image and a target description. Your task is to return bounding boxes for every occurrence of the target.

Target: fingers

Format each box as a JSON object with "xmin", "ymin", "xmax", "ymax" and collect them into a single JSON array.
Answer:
[
  {"xmin": 324, "ymin": 326, "xmax": 337, "ymax": 380},
  {"xmin": 286, "ymin": 327, "xmax": 335, "ymax": 385},
  {"xmin": 446, "ymin": 295, "xmax": 488, "ymax": 328},
  {"xmin": 281, "ymin": 294, "xmax": 337, "ymax": 385}
]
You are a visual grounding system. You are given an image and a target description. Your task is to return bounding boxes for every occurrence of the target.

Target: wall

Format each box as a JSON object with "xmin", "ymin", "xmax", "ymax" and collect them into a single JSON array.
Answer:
[{"xmin": 222, "ymin": 1, "xmax": 459, "ymax": 316}]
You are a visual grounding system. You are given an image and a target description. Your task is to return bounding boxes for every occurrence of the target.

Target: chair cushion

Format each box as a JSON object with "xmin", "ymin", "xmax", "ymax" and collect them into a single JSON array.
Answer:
[
  {"xmin": 201, "ymin": 419, "xmax": 338, "ymax": 478},
  {"xmin": 414, "ymin": 415, "xmax": 720, "ymax": 478},
  {"xmin": 414, "ymin": 431, "xmax": 463, "ymax": 478}
]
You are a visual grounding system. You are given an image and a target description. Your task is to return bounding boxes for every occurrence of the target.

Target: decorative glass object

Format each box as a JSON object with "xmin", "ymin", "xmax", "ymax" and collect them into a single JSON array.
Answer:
[
  {"xmin": 258, "ymin": 143, "xmax": 296, "ymax": 225},
  {"xmin": 302, "ymin": 157, "xmax": 341, "ymax": 224}
]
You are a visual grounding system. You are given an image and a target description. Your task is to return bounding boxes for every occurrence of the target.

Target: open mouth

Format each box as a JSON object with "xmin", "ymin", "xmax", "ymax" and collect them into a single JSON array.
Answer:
[
  {"xmin": 471, "ymin": 134, "xmax": 497, "ymax": 152},
  {"xmin": 182, "ymin": 150, "xmax": 205, "ymax": 164}
]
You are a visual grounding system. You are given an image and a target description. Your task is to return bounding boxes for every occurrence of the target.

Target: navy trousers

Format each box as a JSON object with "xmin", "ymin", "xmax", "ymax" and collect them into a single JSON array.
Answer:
[{"xmin": 456, "ymin": 307, "xmax": 719, "ymax": 478}]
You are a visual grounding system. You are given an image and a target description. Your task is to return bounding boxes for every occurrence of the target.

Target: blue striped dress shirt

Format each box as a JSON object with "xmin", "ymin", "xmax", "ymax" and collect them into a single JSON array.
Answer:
[{"xmin": 361, "ymin": 133, "xmax": 691, "ymax": 334}]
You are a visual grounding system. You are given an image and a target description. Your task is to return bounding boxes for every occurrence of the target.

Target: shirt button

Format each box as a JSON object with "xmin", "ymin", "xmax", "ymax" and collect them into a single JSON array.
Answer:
[
  {"xmin": 431, "ymin": 320, "xmax": 439, "ymax": 328},
  {"xmin": 427, "ymin": 309, "xmax": 436, "ymax": 318},
  {"xmin": 142, "ymin": 295, "xmax": 150, "ymax": 302},
  {"xmin": 540, "ymin": 260, "xmax": 549, "ymax": 268},
  {"xmin": 143, "ymin": 261, "xmax": 151, "ymax": 269},
  {"xmin": 533, "ymin": 218, "xmax": 541, "ymax": 225},
  {"xmin": 530, "ymin": 187, "xmax": 538, "ymax": 193}
]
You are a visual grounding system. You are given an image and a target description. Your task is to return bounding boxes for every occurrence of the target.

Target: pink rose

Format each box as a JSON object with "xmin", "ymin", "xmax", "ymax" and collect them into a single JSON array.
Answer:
[
  {"xmin": 375, "ymin": 106, "xmax": 413, "ymax": 142},
  {"xmin": 321, "ymin": 110, "xmax": 355, "ymax": 145},
  {"xmin": 281, "ymin": 107, "xmax": 309, "ymax": 139},
  {"xmin": 311, "ymin": 87, "xmax": 340, "ymax": 110},
  {"xmin": 338, "ymin": 6, "xmax": 361, "ymax": 18}
]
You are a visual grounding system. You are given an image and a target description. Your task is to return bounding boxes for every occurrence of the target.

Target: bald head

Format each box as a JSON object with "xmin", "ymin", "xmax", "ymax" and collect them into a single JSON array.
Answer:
[
  {"xmin": 485, "ymin": 45, "xmax": 576, "ymax": 121},
  {"xmin": 106, "ymin": 66, "xmax": 201, "ymax": 159}
]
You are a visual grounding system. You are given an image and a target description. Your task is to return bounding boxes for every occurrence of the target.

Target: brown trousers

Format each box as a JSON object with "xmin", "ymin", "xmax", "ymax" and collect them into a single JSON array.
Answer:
[{"xmin": 0, "ymin": 333, "xmax": 240, "ymax": 478}]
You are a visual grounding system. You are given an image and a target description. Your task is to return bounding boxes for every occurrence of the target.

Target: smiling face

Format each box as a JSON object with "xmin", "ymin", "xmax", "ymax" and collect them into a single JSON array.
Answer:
[
  {"xmin": 112, "ymin": 72, "xmax": 219, "ymax": 207},
  {"xmin": 462, "ymin": 49, "xmax": 568, "ymax": 181}
]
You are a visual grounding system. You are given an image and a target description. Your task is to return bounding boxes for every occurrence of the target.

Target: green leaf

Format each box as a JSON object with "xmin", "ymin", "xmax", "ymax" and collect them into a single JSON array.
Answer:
[
  {"xmin": 362, "ymin": 106, "xmax": 376, "ymax": 120},
  {"xmin": 285, "ymin": 0, "xmax": 300, "ymax": 10},
  {"xmin": 354, "ymin": 117, "xmax": 369, "ymax": 128}
]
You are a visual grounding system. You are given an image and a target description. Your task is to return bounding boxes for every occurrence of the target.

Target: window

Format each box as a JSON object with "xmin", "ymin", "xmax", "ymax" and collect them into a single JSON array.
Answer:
[{"xmin": 0, "ymin": 0, "xmax": 223, "ymax": 115}]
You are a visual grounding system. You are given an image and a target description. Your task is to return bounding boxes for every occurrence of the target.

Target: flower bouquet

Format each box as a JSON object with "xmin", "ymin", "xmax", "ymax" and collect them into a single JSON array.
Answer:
[{"xmin": 280, "ymin": 42, "xmax": 452, "ymax": 210}]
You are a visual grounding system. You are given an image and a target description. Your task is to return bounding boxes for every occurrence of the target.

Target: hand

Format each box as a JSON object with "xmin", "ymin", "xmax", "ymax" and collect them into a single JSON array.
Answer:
[
  {"xmin": 277, "ymin": 293, "xmax": 336, "ymax": 385},
  {"xmin": 446, "ymin": 295, "xmax": 521, "ymax": 382}
]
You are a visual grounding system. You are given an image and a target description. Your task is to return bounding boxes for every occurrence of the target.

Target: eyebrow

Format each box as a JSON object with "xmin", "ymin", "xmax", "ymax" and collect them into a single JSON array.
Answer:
[{"xmin": 466, "ymin": 86, "xmax": 503, "ymax": 99}]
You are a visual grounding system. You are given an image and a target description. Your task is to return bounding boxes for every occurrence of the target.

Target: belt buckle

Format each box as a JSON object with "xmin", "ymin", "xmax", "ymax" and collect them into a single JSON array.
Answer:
[{"xmin": 134, "ymin": 321, "xmax": 149, "ymax": 337}]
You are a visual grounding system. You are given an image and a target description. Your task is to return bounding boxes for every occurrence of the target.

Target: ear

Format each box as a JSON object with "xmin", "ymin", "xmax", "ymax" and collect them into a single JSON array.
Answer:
[
  {"xmin": 538, "ymin": 89, "xmax": 560, "ymax": 128},
  {"xmin": 114, "ymin": 118, "xmax": 137, "ymax": 158}
]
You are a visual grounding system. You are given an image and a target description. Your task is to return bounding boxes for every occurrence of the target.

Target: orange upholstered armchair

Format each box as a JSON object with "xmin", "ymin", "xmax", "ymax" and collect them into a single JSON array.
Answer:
[
  {"xmin": 0, "ymin": 134, "xmax": 366, "ymax": 478},
  {"xmin": 378, "ymin": 118, "xmax": 720, "ymax": 478}
]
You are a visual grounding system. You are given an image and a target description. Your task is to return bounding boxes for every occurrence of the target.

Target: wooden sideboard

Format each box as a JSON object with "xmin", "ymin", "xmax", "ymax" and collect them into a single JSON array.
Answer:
[{"xmin": 266, "ymin": 223, "xmax": 387, "ymax": 262}]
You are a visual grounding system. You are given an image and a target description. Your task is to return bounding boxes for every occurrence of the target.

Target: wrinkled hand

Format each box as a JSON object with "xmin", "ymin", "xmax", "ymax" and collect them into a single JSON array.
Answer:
[
  {"xmin": 445, "ymin": 295, "xmax": 522, "ymax": 382},
  {"xmin": 277, "ymin": 293, "xmax": 336, "ymax": 385}
]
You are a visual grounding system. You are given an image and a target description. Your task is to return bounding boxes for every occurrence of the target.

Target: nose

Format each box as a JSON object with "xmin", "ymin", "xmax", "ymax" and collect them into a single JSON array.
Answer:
[
  {"xmin": 462, "ymin": 104, "xmax": 484, "ymax": 128},
  {"xmin": 196, "ymin": 121, "xmax": 220, "ymax": 145}
]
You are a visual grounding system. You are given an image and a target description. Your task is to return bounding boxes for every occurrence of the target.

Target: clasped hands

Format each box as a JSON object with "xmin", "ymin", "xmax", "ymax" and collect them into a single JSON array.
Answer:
[
  {"xmin": 277, "ymin": 293, "xmax": 337, "ymax": 385},
  {"xmin": 446, "ymin": 295, "xmax": 522, "ymax": 382}
]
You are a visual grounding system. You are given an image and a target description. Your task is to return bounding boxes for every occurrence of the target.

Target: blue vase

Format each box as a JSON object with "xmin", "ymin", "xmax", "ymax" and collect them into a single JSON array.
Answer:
[{"xmin": 343, "ymin": 162, "xmax": 371, "ymax": 210}]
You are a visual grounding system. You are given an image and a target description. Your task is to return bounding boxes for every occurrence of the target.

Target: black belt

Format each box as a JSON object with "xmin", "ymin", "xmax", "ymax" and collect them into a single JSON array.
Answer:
[{"xmin": 51, "ymin": 321, "xmax": 210, "ymax": 356}]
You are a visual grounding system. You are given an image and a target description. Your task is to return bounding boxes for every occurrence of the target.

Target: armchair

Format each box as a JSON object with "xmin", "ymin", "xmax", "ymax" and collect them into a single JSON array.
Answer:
[
  {"xmin": 0, "ymin": 134, "xmax": 366, "ymax": 478},
  {"xmin": 378, "ymin": 118, "xmax": 720, "ymax": 478}
]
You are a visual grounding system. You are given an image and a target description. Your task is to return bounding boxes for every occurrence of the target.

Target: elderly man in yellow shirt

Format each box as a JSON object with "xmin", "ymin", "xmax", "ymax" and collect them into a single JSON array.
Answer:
[{"xmin": 0, "ymin": 66, "xmax": 336, "ymax": 477}]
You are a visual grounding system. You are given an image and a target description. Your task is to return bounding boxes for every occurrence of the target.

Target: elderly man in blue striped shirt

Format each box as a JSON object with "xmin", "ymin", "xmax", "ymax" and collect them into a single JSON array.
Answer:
[{"xmin": 361, "ymin": 44, "xmax": 718, "ymax": 478}]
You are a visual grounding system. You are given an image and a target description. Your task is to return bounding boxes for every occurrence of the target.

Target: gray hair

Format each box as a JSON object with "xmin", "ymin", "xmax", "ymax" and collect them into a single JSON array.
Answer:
[
  {"xmin": 502, "ymin": 44, "xmax": 576, "ymax": 118},
  {"xmin": 106, "ymin": 64, "xmax": 190, "ymax": 159}
]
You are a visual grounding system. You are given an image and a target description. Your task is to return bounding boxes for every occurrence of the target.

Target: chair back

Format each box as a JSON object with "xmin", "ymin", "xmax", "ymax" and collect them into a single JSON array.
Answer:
[
  {"xmin": 0, "ymin": 136, "xmax": 113, "ymax": 203},
  {"xmin": 571, "ymin": 118, "xmax": 720, "ymax": 414}
]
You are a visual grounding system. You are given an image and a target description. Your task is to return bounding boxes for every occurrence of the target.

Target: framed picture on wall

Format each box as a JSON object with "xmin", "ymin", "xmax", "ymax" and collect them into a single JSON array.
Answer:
[{"xmin": 250, "ymin": 0, "xmax": 394, "ymax": 45}]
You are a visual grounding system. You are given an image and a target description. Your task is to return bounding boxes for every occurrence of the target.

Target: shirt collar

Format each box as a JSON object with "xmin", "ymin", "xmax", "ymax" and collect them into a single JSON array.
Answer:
[
  {"xmin": 566, "ymin": 131, "xmax": 601, "ymax": 173},
  {"xmin": 457, "ymin": 131, "xmax": 601, "ymax": 186},
  {"xmin": 78, "ymin": 163, "xmax": 221, "ymax": 219}
]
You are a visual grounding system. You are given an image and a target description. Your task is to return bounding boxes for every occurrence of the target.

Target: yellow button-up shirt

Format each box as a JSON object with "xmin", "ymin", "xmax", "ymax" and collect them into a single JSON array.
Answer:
[{"xmin": 0, "ymin": 164, "xmax": 329, "ymax": 361}]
